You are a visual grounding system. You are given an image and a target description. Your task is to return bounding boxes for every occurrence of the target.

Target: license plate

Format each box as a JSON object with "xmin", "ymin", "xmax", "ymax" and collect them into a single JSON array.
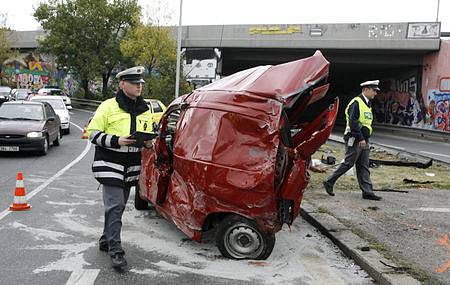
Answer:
[{"xmin": 0, "ymin": 146, "xmax": 19, "ymax": 151}]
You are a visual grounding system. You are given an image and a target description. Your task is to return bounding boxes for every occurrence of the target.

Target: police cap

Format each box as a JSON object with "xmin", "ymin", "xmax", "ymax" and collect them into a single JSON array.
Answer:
[
  {"xmin": 116, "ymin": 66, "xmax": 146, "ymax": 83},
  {"xmin": 360, "ymin": 80, "xmax": 380, "ymax": 91}
]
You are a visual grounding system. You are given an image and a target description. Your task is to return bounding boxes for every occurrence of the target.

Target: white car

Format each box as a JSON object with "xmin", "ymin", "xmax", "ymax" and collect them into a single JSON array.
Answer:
[
  {"xmin": 37, "ymin": 88, "xmax": 72, "ymax": 109},
  {"xmin": 30, "ymin": 95, "xmax": 71, "ymax": 134}
]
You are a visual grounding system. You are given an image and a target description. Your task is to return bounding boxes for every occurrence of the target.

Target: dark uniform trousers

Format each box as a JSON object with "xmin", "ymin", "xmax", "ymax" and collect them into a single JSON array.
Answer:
[
  {"xmin": 99, "ymin": 184, "xmax": 131, "ymax": 256},
  {"xmin": 325, "ymin": 139, "xmax": 374, "ymax": 195}
]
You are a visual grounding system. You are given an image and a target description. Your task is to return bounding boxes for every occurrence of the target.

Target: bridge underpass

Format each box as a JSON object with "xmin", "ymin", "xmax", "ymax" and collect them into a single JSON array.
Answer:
[{"xmin": 181, "ymin": 22, "xmax": 441, "ymax": 122}]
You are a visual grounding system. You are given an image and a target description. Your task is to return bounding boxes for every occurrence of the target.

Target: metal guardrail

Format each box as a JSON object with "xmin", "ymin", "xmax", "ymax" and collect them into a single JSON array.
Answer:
[
  {"xmin": 71, "ymin": 98, "xmax": 102, "ymax": 110},
  {"xmin": 335, "ymin": 121, "xmax": 450, "ymax": 143},
  {"xmin": 372, "ymin": 123, "xmax": 450, "ymax": 143},
  {"xmin": 73, "ymin": 97, "xmax": 450, "ymax": 142}
]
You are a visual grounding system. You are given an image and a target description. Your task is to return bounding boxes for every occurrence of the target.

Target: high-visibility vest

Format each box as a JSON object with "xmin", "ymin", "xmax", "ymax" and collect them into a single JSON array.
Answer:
[
  {"xmin": 344, "ymin": 96, "xmax": 373, "ymax": 135},
  {"xmin": 87, "ymin": 97, "xmax": 153, "ymax": 187},
  {"xmin": 88, "ymin": 97, "xmax": 153, "ymax": 136}
]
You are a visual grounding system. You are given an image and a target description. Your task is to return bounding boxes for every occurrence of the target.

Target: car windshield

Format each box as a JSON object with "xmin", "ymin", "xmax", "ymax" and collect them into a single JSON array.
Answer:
[
  {"xmin": 49, "ymin": 89, "xmax": 63, "ymax": 95},
  {"xmin": 0, "ymin": 91, "xmax": 10, "ymax": 96},
  {"xmin": 0, "ymin": 105, "xmax": 44, "ymax": 120},
  {"xmin": 33, "ymin": 99, "xmax": 65, "ymax": 110},
  {"xmin": 16, "ymin": 92, "xmax": 29, "ymax": 100}
]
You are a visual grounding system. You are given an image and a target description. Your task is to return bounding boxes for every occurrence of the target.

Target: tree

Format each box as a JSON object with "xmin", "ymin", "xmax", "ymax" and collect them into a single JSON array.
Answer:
[
  {"xmin": 0, "ymin": 14, "xmax": 14, "ymax": 86},
  {"xmin": 121, "ymin": 22, "xmax": 191, "ymax": 104},
  {"xmin": 34, "ymin": 0, "xmax": 140, "ymax": 97}
]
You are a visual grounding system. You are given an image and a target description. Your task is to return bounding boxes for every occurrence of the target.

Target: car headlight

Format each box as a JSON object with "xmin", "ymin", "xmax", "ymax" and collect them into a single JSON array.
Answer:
[{"xmin": 27, "ymin": 132, "xmax": 44, "ymax": 138}]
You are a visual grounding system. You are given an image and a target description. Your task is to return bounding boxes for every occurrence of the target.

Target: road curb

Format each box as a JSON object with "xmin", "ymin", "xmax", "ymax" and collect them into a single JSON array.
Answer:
[{"xmin": 300, "ymin": 201, "xmax": 421, "ymax": 285}]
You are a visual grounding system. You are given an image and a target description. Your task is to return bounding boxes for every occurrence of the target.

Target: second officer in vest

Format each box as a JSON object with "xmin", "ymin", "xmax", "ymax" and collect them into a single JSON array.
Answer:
[
  {"xmin": 87, "ymin": 66, "xmax": 154, "ymax": 269},
  {"xmin": 323, "ymin": 80, "xmax": 382, "ymax": 201}
]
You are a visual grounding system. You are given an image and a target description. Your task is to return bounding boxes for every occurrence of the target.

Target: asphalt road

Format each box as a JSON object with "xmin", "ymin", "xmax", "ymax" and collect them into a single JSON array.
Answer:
[{"xmin": 0, "ymin": 109, "xmax": 374, "ymax": 285}]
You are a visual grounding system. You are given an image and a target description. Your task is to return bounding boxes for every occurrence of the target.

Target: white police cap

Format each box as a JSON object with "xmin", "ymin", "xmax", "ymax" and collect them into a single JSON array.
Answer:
[
  {"xmin": 360, "ymin": 80, "xmax": 380, "ymax": 91},
  {"xmin": 116, "ymin": 66, "xmax": 146, "ymax": 83}
]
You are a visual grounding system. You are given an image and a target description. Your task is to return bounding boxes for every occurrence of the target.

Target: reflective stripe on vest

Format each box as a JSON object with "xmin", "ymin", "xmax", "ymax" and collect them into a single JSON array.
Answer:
[{"xmin": 344, "ymin": 96, "xmax": 373, "ymax": 135}]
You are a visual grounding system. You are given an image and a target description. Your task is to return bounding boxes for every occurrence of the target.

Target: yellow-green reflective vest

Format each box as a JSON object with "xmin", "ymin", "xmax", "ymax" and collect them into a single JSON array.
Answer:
[
  {"xmin": 344, "ymin": 96, "xmax": 373, "ymax": 135},
  {"xmin": 88, "ymin": 97, "xmax": 153, "ymax": 136}
]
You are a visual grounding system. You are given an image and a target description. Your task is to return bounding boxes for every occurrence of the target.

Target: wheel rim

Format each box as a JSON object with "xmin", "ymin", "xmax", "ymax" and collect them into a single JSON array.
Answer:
[
  {"xmin": 44, "ymin": 137, "xmax": 48, "ymax": 152},
  {"xmin": 223, "ymin": 222, "xmax": 264, "ymax": 259}
]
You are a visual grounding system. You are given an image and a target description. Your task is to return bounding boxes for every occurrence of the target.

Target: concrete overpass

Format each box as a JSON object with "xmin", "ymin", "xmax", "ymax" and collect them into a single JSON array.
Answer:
[{"xmin": 180, "ymin": 22, "xmax": 441, "ymax": 76}]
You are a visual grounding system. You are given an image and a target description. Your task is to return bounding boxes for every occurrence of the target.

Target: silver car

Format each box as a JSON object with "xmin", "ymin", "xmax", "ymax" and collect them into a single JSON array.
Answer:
[
  {"xmin": 30, "ymin": 95, "xmax": 71, "ymax": 134},
  {"xmin": 37, "ymin": 88, "xmax": 72, "ymax": 109}
]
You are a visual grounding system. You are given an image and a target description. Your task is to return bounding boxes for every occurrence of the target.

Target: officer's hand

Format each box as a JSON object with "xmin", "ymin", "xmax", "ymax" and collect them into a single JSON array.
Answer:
[
  {"xmin": 118, "ymin": 136, "xmax": 136, "ymax": 146},
  {"xmin": 358, "ymin": 140, "xmax": 366, "ymax": 149}
]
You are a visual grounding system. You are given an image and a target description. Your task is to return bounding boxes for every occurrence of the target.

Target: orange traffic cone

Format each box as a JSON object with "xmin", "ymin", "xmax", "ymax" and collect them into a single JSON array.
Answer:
[
  {"xmin": 9, "ymin": 172, "xmax": 31, "ymax": 211},
  {"xmin": 81, "ymin": 128, "xmax": 89, "ymax": 139}
]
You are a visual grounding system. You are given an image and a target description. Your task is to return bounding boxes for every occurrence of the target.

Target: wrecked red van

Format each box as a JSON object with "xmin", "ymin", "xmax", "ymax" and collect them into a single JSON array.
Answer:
[{"xmin": 137, "ymin": 50, "xmax": 338, "ymax": 259}]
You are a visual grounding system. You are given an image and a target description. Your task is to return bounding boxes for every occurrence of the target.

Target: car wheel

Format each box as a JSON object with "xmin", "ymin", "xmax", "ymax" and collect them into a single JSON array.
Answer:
[
  {"xmin": 39, "ymin": 135, "xmax": 49, "ymax": 155},
  {"xmin": 134, "ymin": 185, "xmax": 149, "ymax": 210},
  {"xmin": 216, "ymin": 215, "xmax": 275, "ymax": 260},
  {"xmin": 53, "ymin": 129, "xmax": 61, "ymax": 146},
  {"xmin": 65, "ymin": 127, "xmax": 70, "ymax": 135}
]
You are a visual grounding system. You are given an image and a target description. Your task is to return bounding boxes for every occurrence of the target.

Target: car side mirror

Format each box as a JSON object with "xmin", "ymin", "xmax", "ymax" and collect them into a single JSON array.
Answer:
[{"xmin": 47, "ymin": 117, "xmax": 55, "ymax": 121}]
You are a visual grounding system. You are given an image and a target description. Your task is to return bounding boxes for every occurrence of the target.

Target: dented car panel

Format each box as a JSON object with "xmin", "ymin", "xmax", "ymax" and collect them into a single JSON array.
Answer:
[{"xmin": 138, "ymin": 50, "xmax": 339, "ymax": 258}]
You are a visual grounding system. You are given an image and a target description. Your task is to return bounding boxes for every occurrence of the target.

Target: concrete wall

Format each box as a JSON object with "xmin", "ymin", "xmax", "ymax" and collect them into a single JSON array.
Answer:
[
  {"xmin": 422, "ymin": 40, "xmax": 450, "ymax": 131},
  {"xmin": 1, "ymin": 51, "xmax": 59, "ymax": 90}
]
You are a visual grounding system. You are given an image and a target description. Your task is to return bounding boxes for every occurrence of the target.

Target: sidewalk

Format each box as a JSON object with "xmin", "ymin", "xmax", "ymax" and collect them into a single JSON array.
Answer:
[{"xmin": 301, "ymin": 187, "xmax": 450, "ymax": 284}]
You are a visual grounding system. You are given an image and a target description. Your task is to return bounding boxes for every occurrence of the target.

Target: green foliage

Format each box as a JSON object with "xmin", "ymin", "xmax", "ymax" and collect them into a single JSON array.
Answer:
[
  {"xmin": 0, "ymin": 14, "xmax": 16, "ymax": 86},
  {"xmin": 121, "ymin": 23, "xmax": 192, "ymax": 105},
  {"xmin": 141, "ymin": 58, "xmax": 192, "ymax": 106},
  {"xmin": 121, "ymin": 23, "xmax": 176, "ymax": 75},
  {"xmin": 33, "ymin": 0, "xmax": 140, "ymax": 97}
]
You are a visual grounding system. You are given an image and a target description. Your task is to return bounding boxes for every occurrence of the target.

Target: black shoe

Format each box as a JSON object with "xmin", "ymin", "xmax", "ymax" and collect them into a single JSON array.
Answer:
[
  {"xmin": 99, "ymin": 242, "xmax": 108, "ymax": 252},
  {"xmin": 111, "ymin": 253, "xmax": 127, "ymax": 269},
  {"xmin": 362, "ymin": 193, "xmax": 382, "ymax": 200},
  {"xmin": 323, "ymin": 181, "xmax": 335, "ymax": 196}
]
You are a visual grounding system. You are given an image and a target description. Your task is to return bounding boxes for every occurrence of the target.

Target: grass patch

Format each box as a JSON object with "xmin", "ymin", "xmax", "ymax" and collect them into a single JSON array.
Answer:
[{"xmin": 308, "ymin": 142, "xmax": 450, "ymax": 192}]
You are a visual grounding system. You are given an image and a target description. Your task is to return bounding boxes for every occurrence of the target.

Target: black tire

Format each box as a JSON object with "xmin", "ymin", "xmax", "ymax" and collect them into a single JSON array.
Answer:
[
  {"xmin": 39, "ymin": 135, "xmax": 49, "ymax": 155},
  {"xmin": 65, "ymin": 127, "xmax": 70, "ymax": 135},
  {"xmin": 134, "ymin": 185, "xmax": 149, "ymax": 210},
  {"xmin": 53, "ymin": 129, "xmax": 61, "ymax": 146},
  {"xmin": 216, "ymin": 215, "xmax": 275, "ymax": 260}
]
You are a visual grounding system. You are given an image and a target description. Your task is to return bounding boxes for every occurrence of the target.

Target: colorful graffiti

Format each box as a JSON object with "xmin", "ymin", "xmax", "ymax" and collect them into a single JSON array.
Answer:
[
  {"xmin": 1, "ymin": 51, "xmax": 61, "ymax": 90},
  {"xmin": 373, "ymin": 76, "xmax": 425, "ymax": 127},
  {"xmin": 427, "ymin": 89, "xmax": 450, "ymax": 131}
]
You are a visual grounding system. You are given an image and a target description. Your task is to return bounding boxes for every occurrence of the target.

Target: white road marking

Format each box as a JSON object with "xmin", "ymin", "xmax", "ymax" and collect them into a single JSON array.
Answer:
[
  {"xmin": 66, "ymin": 269, "xmax": 100, "ymax": 285},
  {"xmin": 376, "ymin": 143, "xmax": 405, "ymax": 151},
  {"xmin": 413, "ymin": 207, "xmax": 450, "ymax": 213},
  {"xmin": 0, "ymin": 122, "xmax": 91, "ymax": 221},
  {"xmin": 419, "ymin": 151, "xmax": 450, "ymax": 158}
]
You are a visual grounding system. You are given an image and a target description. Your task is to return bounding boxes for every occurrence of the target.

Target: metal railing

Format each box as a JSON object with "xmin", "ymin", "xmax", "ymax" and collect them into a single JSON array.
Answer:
[
  {"xmin": 71, "ymin": 98, "xmax": 102, "ymax": 110},
  {"xmin": 72, "ymin": 97, "xmax": 450, "ymax": 142},
  {"xmin": 372, "ymin": 123, "xmax": 450, "ymax": 142}
]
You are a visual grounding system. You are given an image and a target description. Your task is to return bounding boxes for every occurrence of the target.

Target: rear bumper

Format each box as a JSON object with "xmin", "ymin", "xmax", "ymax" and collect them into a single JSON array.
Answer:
[
  {"xmin": 61, "ymin": 121, "xmax": 70, "ymax": 130},
  {"xmin": 0, "ymin": 137, "xmax": 45, "ymax": 152}
]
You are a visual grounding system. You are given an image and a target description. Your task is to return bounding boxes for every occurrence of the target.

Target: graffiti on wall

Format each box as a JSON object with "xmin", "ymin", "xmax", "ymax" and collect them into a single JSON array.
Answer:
[
  {"xmin": 426, "ymin": 89, "xmax": 450, "ymax": 131},
  {"xmin": 373, "ymin": 76, "xmax": 425, "ymax": 127},
  {"xmin": 2, "ymin": 52, "xmax": 61, "ymax": 90}
]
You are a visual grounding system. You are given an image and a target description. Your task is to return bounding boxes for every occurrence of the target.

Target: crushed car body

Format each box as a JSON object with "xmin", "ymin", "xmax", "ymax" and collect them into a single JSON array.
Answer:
[{"xmin": 138, "ymin": 50, "xmax": 339, "ymax": 259}]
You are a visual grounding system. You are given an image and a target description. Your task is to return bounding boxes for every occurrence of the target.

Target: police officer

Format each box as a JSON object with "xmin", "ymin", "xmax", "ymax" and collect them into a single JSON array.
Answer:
[
  {"xmin": 87, "ymin": 66, "xmax": 153, "ymax": 269},
  {"xmin": 323, "ymin": 80, "xmax": 382, "ymax": 201}
]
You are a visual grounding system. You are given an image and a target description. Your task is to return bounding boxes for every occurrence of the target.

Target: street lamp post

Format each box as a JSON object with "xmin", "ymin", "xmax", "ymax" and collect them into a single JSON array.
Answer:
[
  {"xmin": 436, "ymin": 0, "xmax": 440, "ymax": 22},
  {"xmin": 175, "ymin": 0, "xmax": 183, "ymax": 98}
]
